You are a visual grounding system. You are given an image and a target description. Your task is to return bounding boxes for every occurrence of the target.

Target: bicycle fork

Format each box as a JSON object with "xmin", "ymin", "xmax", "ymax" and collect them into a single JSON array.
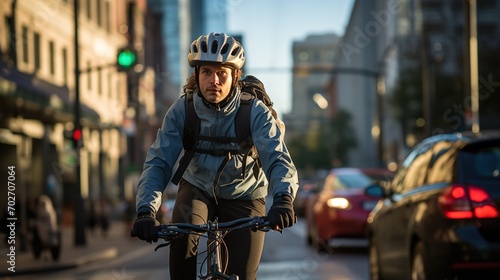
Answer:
[{"xmin": 203, "ymin": 231, "xmax": 238, "ymax": 280}]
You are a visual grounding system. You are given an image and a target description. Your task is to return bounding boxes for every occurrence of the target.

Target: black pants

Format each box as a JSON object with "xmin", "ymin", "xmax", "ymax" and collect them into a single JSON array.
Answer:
[{"xmin": 169, "ymin": 180, "xmax": 266, "ymax": 280}]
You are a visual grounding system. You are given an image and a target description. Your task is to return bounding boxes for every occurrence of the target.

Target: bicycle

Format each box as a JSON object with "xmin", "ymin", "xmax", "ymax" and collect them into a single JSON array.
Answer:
[{"xmin": 131, "ymin": 216, "xmax": 274, "ymax": 280}]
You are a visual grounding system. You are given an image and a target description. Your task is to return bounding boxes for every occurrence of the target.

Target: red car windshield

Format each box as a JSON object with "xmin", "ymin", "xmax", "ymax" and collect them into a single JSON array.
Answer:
[{"xmin": 324, "ymin": 170, "xmax": 389, "ymax": 191}]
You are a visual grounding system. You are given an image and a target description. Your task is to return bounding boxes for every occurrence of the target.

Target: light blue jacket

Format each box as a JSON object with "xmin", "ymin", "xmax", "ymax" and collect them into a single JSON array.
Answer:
[{"xmin": 136, "ymin": 86, "xmax": 299, "ymax": 215}]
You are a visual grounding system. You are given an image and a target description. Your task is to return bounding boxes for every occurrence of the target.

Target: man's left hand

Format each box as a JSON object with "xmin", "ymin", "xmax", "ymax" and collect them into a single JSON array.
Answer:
[{"xmin": 267, "ymin": 194, "xmax": 295, "ymax": 230}]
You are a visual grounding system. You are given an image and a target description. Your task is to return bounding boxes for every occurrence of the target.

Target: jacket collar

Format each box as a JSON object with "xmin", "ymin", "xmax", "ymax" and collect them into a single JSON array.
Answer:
[{"xmin": 193, "ymin": 86, "xmax": 242, "ymax": 117}]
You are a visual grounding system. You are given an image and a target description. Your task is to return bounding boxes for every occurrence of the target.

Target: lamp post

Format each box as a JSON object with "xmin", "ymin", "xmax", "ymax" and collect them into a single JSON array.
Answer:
[{"xmin": 466, "ymin": 0, "xmax": 480, "ymax": 133}]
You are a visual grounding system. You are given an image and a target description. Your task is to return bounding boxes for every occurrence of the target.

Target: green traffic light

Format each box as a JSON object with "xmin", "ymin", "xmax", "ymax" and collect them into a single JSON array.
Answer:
[{"xmin": 117, "ymin": 49, "xmax": 137, "ymax": 69}]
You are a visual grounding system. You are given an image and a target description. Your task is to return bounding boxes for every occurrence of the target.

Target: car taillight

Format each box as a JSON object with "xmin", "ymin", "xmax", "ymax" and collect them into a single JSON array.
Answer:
[{"xmin": 438, "ymin": 184, "xmax": 499, "ymax": 219}]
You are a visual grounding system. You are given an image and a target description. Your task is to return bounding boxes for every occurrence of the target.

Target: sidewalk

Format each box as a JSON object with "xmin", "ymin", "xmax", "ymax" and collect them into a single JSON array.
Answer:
[{"xmin": 1, "ymin": 220, "xmax": 140, "ymax": 278}]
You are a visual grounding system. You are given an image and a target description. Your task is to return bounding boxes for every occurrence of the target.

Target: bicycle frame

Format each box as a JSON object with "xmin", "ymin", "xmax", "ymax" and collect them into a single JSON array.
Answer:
[{"xmin": 204, "ymin": 220, "xmax": 232, "ymax": 280}]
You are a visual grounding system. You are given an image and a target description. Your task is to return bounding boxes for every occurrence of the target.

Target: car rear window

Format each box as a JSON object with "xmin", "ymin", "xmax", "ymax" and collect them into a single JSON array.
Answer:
[{"xmin": 462, "ymin": 147, "xmax": 500, "ymax": 179}]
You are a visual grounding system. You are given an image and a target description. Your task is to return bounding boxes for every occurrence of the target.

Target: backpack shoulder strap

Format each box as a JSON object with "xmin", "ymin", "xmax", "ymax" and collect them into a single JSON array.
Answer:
[
  {"xmin": 183, "ymin": 93, "xmax": 199, "ymax": 149},
  {"xmin": 235, "ymin": 92, "xmax": 253, "ymax": 146},
  {"xmin": 235, "ymin": 92, "xmax": 262, "ymax": 178},
  {"xmin": 171, "ymin": 94, "xmax": 199, "ymax": 184}
]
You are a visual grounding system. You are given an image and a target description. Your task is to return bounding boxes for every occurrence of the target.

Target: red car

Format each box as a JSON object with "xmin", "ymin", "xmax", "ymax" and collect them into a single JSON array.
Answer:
[{"xmin": 305, "ymin": 167, "xmax": 393, "ymax": 251}]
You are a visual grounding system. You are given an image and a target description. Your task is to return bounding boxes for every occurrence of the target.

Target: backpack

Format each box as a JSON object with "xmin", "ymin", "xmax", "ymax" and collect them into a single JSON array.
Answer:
[{"xmin": 170, "ymin": 75, "xmax": 281, "ymax": 185}]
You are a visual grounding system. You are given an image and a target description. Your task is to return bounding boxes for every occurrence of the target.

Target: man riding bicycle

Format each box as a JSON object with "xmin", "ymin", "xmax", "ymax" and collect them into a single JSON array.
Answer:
[{"xmin": 133, "ymin": 32, "xmax": 299, "ymax": 280}]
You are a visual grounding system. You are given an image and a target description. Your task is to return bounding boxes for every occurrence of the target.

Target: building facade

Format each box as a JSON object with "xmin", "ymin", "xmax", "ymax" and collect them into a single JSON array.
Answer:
[
  {"xmin": 0, "ymin": 0, "xmax": 158, "ymax": 228},
  {"xmin": 286, "ymin": 34, "xmax": 341, "ymax": 138},
  {"xmin": 336, "ymin": 0, "xmax": 500, "ymax": 168}
]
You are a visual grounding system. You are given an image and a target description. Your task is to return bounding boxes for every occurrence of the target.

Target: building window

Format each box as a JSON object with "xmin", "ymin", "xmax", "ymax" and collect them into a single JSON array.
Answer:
[
  {"xmin": 96, "ymin": 0, "xmax": 102, "ymax": 26},
  {"xmin": 98, "ymin": 68, "xmax": 102, "ymax": 95},
  {"xmin": 86, "ymin": 0, "xmax": 92, "ymax": 20},
  {"xmin": 87, "ymin": 61, "xmax": 92, "ymax": 90},
  {"xmin": 21, "ymin": 26, "xmax": 28, "ymax": 64},
  {"xmin": 105, "ymin": 1, "xmax": 110, "ymax": 32},
  {"xmin": 5, "ymin": 17, "xmax": 11, "ymax": 59},
  {"xmin": 298, "ymin": 51, "xmax": 309, "ymax": 62},
  {"xmin": 34, "ymin": 32, "xmax": 41, "ymax": 71},
  {"xmin": 107, "ymin": 72, "xmax": 112, "ymax": 99},
  {"xmin": 62, "ymin": 48, "xmax": 68, "ymax": 85},
  {"xmin": 49, "ymin": 41, "xmax": 55, "ymax": 75},
  {"xmin": 116, "ymin": 78, "xmax": 121, "ymax": 103}
]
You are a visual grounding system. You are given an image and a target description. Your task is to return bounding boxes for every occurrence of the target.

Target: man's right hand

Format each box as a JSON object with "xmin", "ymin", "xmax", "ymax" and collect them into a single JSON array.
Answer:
[{"xmin": 133, "ymin": 212, "xmax": 159, "ymax": 243}]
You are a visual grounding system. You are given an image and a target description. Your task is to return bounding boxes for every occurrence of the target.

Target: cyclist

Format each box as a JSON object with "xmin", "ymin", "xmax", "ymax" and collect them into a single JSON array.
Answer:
[{"xmin": 133, "ymin": 32, "xmax": 299, "ymax": 280}]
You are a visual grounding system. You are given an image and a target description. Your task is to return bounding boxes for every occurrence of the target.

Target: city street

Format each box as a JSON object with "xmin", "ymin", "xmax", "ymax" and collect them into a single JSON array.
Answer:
[
  {"xmin": 7, "ymin": 219, "xmax": 369, "ymax": 280},
  {"xmin": 2, "ymin": 1, "xmax": 499, "ymax": 279}
]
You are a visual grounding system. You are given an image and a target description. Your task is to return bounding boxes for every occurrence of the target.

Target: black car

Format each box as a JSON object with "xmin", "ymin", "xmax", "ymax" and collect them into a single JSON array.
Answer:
[{"xmin": 365, "ymin": 131, "xmax": 500, "ymax": 280}]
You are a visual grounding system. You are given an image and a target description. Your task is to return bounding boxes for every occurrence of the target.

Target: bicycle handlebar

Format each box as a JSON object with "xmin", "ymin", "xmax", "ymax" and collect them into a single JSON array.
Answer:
[{"xmin": 130, "ymin": 216, "xmax": 272, "ymax": 239}]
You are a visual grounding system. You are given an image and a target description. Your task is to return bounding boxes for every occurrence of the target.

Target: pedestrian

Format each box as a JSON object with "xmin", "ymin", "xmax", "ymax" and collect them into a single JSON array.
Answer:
[
  {"xmin": 133, "ymin": 32, "xmax": 299, "ymax": 279},
  {"xmin": 87, "ymin": 199, "xmax": 98, "ymax": 236},
  {"xmin": 34, "ymin": 194, "xmax": 60, "ymax": 260},
  {"xmin": 99, "ymin": 199, "xmax": 111, "ymax": 238}
]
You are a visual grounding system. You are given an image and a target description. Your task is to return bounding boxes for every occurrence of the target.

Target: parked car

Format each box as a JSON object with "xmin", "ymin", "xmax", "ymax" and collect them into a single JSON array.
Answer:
[
  {"xmin": 366, "ymin": 131, "xmax": 500, "ymax": 280},
  {"xmin": 305, "ymin": 167, "xmax": 393, "ymax": 251},
  {"xmin": 293, "ymin": 179, "xmax": 320, "ymax": 217}
]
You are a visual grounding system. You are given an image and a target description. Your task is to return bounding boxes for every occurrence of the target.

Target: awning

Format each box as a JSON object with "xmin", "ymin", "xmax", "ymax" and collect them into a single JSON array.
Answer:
[{"xmin": 0, "ymin": 62, "xmax": 100, "ymax": 126}]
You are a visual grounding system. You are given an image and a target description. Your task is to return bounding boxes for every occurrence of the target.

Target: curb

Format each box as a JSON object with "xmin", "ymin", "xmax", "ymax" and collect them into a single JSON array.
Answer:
[{"xmin": 0, "ymin": 247, "xmax": 118, "ymax": 277}]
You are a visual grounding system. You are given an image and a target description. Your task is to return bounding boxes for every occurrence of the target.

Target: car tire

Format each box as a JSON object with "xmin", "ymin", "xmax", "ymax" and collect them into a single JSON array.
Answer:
[
  {"xmin": 307, "ymin": 224, "xmax": 328, "ymax": 252},
  {"xmin": 306, "ymin": 231, "xmax": 313, "ymax": 246},
  {"xmin": 413, "ymin": 241, "xmax": 459, "ymax": 280},
  {"xmin": 305, "ymin": 207, "xmax": 330, "ymax": 252},
  {"xmin": 368, "ymin": 236, "xmax": 383, "ymax": 280},
  {"xmin": 313, "ymin": 237, "xmax": 329, "ymax": 253}
]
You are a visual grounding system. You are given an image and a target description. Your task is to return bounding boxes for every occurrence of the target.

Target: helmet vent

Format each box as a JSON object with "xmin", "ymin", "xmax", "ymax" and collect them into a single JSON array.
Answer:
[
  {"xmin": 231, "ymin": 46, "xmax": 241, "ymax": 56},
  {"xmin": 192, "ymin": 45, "xmax": 198, "ymax": 53},
  {"xmin": 220, "ymin": 43, "xmax": 229, "ymax": 55},
  {"xmin": 211, "ymin": 41, "xmax": 219, "ymax": 54},
  {"xmin": 201, "ymin": 41, "xmax": 208, "ymax": 53}
]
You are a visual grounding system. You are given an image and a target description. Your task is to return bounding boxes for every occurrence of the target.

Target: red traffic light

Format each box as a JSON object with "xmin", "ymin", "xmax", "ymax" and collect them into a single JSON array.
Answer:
[{"xmin": 73, "ymin": 129, "xmax": 82, "ymax": 141}]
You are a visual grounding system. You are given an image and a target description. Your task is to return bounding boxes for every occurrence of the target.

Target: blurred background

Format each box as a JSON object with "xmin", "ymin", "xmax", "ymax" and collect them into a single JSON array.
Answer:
[{"xmin": 1, "ymin": 0, "xmax": 499, "ymax": 250}]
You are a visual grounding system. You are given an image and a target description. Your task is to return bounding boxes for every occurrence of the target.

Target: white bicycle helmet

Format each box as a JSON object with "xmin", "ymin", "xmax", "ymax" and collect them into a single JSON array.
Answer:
[{"xmin": 188, "ymin": 32, "xmax": 245, "ymax": 70}]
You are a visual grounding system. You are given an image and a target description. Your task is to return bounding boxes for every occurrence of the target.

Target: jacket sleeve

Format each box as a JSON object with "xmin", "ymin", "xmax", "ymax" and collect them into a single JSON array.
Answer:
[
  {"xmin": 135, "ymin": 98, "xmax": 186, "ymax": 215},
  {"xmin": 250, "ymin": 100, "xmax": 299, "ymax": 200}
]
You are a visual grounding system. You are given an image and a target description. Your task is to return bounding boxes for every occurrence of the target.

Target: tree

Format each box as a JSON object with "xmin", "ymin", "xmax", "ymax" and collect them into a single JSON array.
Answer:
[{"xmin": 287, "ymin": 109, "xmax": 357, "ymax": 177}]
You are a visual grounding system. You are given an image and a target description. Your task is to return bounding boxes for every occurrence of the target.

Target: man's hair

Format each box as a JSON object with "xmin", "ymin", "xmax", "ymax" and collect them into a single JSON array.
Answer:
[{"xmin": 183, "ymin": 72, "xmax": 197, "ymax": 94}]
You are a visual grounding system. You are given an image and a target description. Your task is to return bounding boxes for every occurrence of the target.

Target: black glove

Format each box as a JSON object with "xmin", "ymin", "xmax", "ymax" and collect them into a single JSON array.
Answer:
[
  {"xmin": 133, "ymin": 212, "xmax": 160, "ymax": 243},
  {"xmin": 267, "ymin": 194, "xmax": 295, "ymax": 230}
]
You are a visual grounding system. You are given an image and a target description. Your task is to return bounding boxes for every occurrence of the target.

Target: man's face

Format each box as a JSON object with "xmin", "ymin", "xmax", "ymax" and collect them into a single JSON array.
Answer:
[{"xmin": 198, "ymin": 64, "xmax": 233, "ymax": 104}]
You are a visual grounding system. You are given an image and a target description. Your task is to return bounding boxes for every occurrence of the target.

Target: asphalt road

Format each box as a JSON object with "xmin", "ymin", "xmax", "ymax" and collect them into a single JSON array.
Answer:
[{"xmin": 16, "ymin": 218, "xmax": 369, "ymax": 280}]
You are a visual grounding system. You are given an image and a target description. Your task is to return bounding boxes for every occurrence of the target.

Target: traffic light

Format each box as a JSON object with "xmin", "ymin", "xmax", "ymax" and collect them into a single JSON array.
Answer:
[
  {"xmin": 72, "ymin": 127, "xmax": 83, "ymax": 148},
  {"xmin": 117, "ymin": 47, "xmax": 137, "ymax": 72}
]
